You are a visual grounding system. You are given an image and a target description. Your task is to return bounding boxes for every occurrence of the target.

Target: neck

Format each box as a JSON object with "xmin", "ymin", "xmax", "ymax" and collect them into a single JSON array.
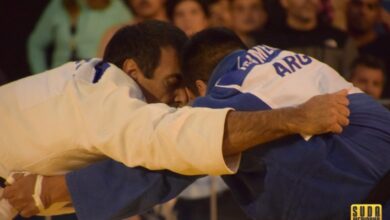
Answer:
[
  {"xmin": 64, "ymin": 0, "xmax": 80, "ymax": 25},
  {"xmin": 287, "ymin": 16, "xmax": 317, "ymax": 31},
  {"xmin": 349, "ymin": 30, "xmax": 377, "ymax": 48},
  {"xmin": 153, "ymin": 10, "xmax": 169, "ymax": 22},
  {"xmin": 137, "ymin": 10, "xmax": 168, "ymax": 22}
]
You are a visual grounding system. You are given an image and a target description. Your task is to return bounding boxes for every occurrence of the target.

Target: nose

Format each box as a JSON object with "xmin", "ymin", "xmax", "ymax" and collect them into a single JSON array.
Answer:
[{"xmin": 173, "ymin": 87, "xmax": 189, "ymax": 107}]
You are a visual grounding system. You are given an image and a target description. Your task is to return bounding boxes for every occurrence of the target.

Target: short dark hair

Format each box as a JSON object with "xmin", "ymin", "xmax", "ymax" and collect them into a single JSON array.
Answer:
[
  {"xmin": 103, "ymin": 20, "xmax": 188, "ymax": 78},
  {"xmin": 182, "ymin": 27, "xmax": 246, "ymax": 94},
  {"xmin": 350, "ymin": 55, "xmax": 387, "ymax": 83},
  {"xmin": 166, "ymin": 0, "xmax": 210, "ymax": 21}
]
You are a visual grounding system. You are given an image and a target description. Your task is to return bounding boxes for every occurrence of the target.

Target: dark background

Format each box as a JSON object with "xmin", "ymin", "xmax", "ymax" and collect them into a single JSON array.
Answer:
[{"xmin": 0, "ymin": 1, "xmax": 49, "ymax": 81}]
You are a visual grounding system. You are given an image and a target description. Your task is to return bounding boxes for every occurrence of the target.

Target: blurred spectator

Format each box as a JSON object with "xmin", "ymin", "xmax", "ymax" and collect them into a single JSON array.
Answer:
[
  {"xmin": 347, "ymin": 0, "xmax": 390, "ymax": 97},
  {"xmin": 261, "ymin": 0, "xmax": 286, "ymax": 30},
  {"xmin": 127, "ymin": 0, "xmax": 169, "ymax": 22},
  {"xmin": 318, "ymin": 0, "xmax": 333, "ymax": 26},
  {"xmin": 167, "ymin": 0, "xmax": 210, "ymax": 36},
  {"xmin": 318, "ymin": 0, "xmax": 351, "ymax": 31},
  {"xmin": 207, "ymin": 0, "xmax": 232, "ymax": 27},
  {"xmin": 329, "ymin": 0, "xmax": 349, "ymax": 31},
  {"xmin": 258, "ymin": 0, "xmax": 358, "ymax": 75},
  {"xmin": 229, "ymin": 0, "xmax": 268, "ymax": 47},
  {"xmin": 379, "ymin": 3, "xmax": 390, "ymax": 31},
  {"xmin": 28, "ymin": 0, "xmax": 131, "ymax": 74},
  {"xmin": 349, "ymin": 55, "xmax": 386, "ymax": 99},
  {"xmin": 98, "ymin": 0, "xmax": 168, "ymax": 56},
  {"xmin": 347, "ymin": 0, "xmax": 390, "ymax": 47}
]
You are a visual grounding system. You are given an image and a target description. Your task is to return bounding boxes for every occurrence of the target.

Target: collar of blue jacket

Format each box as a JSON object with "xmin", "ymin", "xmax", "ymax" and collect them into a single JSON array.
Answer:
[{"xmin": 206, "ymin": 50, "xmax": 246, "ymax": 95}]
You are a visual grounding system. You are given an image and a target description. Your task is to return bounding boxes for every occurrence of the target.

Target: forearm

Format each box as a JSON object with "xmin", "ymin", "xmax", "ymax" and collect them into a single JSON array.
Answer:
[
  {"xmin": 223, "ymin": 107, "xmax": 299, "ymax": 156},
  {"xmin": 223, "ymin": 90, "xmax": 350, "ymax": 156},
  {"xmin": 41, "ymin": 176, "xmax": 72, "ymax": 207},
  {"xmin": 87, "ymin": 87, "xmax": 348, "ymax": 175}
]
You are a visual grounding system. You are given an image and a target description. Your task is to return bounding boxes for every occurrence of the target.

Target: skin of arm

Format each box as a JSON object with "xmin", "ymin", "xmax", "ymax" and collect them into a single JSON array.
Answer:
[{"xmin": 223, "ymin": 90, "xmax": 349, "ymax": 156}]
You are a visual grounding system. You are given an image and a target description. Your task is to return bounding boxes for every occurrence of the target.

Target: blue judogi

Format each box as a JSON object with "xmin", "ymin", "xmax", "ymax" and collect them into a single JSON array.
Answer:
[{"xmin": 66, "ymin": 46, "xmax": 390, "ymax": 220}]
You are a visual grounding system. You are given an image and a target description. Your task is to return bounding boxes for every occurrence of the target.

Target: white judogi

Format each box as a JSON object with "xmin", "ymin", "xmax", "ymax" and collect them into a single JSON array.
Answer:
[
  {"xmin": 0, "ymin": 59, "xmax": 238, "ymax": 177},
  {"xmin": 0, "ymin": 59, "xmax": 239, "ymax": 217}
]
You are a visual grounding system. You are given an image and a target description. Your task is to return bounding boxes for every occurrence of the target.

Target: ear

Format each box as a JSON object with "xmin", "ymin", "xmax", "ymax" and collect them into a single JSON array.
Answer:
[
  {"xmin": 195, "ymin": 80, "xmax": 208, "ymax": 97},
  {"xmin": 122, "ymin": 59, "xmax": 143, "ymax": 81}
]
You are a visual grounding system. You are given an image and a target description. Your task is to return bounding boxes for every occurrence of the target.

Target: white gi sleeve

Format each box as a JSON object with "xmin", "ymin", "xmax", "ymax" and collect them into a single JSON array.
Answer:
[{"xmin": 75, "ymin": 79, "xmax": 240, "ymax": 176}]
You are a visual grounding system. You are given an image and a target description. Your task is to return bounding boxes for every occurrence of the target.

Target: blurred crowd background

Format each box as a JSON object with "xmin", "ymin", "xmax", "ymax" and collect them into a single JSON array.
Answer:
[
  {"xmin": 0, "ymin": 0, "xmax": 389, "ymax": 101},
  {"xmin": 0, "ymin": 0, "xmax": 389, "ymax": 220}
]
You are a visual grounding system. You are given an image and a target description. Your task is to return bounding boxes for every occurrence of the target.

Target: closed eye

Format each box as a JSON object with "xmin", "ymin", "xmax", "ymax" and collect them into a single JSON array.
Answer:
[{"xmin": 166, "ymin": 74, "xmax": 183, "ymax": 89}]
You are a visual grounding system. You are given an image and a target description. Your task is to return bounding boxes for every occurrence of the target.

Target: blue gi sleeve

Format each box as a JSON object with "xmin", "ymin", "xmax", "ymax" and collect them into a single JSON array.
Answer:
[{"xmin": 66, "ymin": 160, "xmax": 198, "ymax": 220}]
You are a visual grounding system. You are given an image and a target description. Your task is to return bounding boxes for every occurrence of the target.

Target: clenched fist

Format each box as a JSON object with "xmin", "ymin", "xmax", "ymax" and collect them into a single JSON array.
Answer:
[{"xmin": 294, "ymin": 89, "xmax": 350, "ymax": 135}]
